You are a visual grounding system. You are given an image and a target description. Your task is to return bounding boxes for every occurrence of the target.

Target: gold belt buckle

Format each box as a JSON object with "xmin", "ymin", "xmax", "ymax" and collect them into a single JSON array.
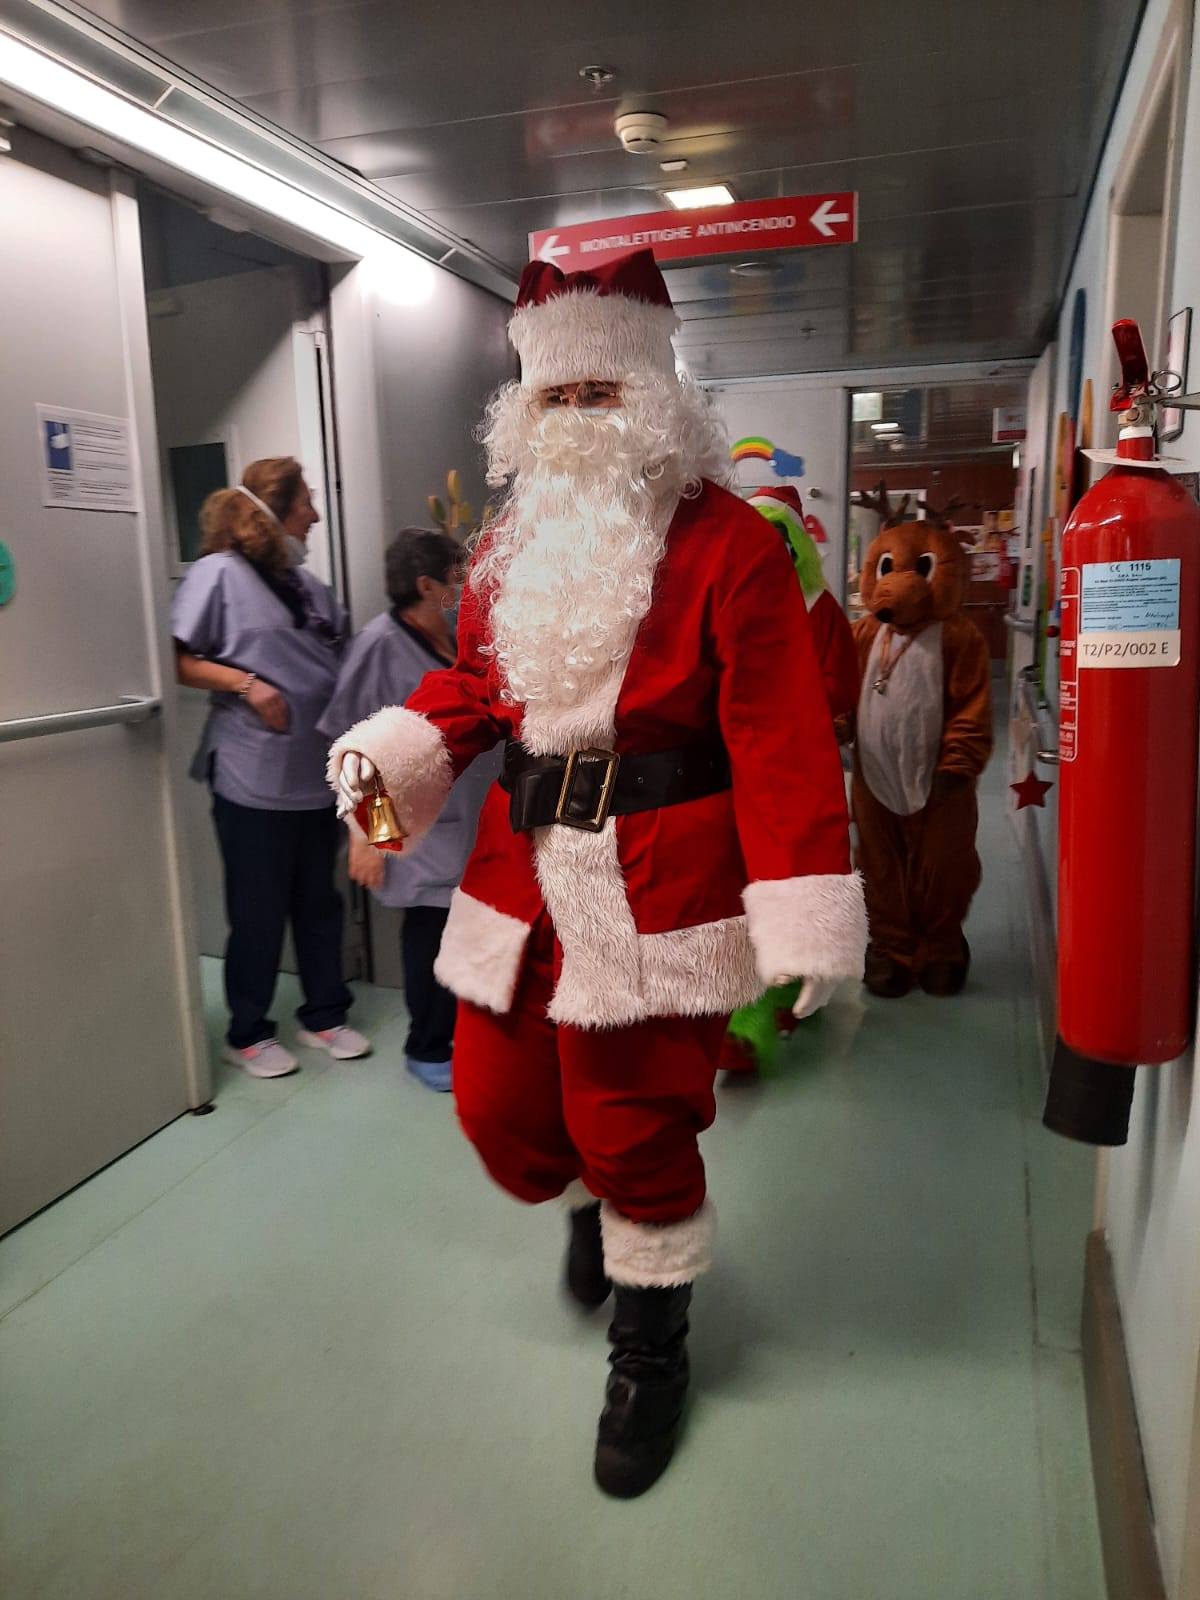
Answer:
[{"xmin": 555, "ymin": 747, "xmax": 621, "ymax": 831}]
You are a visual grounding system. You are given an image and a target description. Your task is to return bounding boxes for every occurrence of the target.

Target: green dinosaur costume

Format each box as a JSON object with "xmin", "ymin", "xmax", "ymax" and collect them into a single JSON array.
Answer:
[{"xmin": 722, "ymin": 486, "xmax": 832, "ymax": 1075}]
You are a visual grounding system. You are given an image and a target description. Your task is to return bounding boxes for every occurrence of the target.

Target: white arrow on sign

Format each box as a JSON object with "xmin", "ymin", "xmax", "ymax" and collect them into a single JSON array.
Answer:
[
  {"xmin": 810, "ymin": 199, "xmax": 852, "ymax": 238},
  {"xmin": 537, "ymin": 234, "xmax": 571, "ymax": 264}
]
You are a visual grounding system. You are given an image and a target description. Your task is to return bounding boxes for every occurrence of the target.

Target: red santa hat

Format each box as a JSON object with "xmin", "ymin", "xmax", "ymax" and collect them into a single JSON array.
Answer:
[
  {"xmin": 509, "ymin": 248, "xmax": 680, "ymax": 390},
  {"xmin": 747, "ymin": 486, "xmax": 828, "ymax": 542}
]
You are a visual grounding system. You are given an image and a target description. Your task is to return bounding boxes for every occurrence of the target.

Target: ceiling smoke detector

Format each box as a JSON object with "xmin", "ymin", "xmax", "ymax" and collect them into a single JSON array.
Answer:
[
  {"xmin": 579, "ymin": 64, "xmax": 616, "ymax": 89},
  {"xmin": 615, "ymin": 111, "xmax": 669, "ymax": 154}
]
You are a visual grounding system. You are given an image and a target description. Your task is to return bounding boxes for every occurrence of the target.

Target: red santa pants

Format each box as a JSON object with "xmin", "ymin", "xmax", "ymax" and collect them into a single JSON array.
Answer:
[{"xmin": 453, "ymin": 911, "xmax": 726, "ymax": 1225}]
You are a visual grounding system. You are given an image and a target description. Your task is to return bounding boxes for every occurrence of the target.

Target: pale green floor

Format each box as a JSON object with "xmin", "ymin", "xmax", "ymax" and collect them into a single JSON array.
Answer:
[{"xmin": 1, "ymin": 754, "xmax": 1104, "ymax": 1600}]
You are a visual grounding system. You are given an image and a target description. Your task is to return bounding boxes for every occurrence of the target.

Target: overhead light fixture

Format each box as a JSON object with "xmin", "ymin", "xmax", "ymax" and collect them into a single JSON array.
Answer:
[
  {"xmin": 663, "ymin": 184, "xmax": 736, "ymax": 210},
  {"xmin": 0, "ymin": 33, "xmax": 436, "ymax": 302},
  {"xmin": 853, "ymin": 391, "xmax": 883, "ymax": 423},
  {"xmin": 660, "ymin": 158, "xmax": 689, "ymax": 174},
  {"xmin": 871, "ymin": 421, "xmax": 901, "ymax": 433}
]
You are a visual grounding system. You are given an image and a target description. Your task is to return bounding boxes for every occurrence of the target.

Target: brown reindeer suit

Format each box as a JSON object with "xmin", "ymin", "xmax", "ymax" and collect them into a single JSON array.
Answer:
[{"xmin": 852, "ymin": 495, "xmax": 992, "ymax": 997}]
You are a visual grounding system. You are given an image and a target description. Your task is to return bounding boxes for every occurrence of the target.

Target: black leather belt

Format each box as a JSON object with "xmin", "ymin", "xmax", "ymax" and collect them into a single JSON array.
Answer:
[{"xmin": 500, "ymin": 737, "xmax": 731, "ymax": 833}]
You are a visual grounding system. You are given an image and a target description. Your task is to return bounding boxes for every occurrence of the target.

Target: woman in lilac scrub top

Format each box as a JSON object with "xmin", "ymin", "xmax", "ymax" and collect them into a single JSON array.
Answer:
[{"xmin": 171, "ymin": 456, "xmax": 370, "ymax": 1079}]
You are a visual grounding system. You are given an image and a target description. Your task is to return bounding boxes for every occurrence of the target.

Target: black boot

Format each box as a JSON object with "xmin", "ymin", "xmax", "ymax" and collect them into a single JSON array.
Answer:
[
  {"xmin": 864, "ymin": 944, "xmax": 914, "ymax": 999},
  {"xmin": 594, "ymin": 1283, "xmax": 691, "ymax": 1498},
  {"xmin": 565, "ymin": 1201, "xmax": 612, "ymax": 1309},
  {"xmin": 918, "ymin": 936, "xmax": 971, "ymax": 996}
]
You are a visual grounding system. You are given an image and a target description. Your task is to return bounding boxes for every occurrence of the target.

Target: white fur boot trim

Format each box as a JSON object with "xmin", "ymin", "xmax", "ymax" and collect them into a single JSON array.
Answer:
[
  {"xmin": 601, "ymin": 1199, "xmax": 716, "ymax": 1288},
  {"xmin": 742, "ymin": 872, "xmax": 868, "ymax": 985},
  {"xmin": 560, "ymin": 1179, "xmax": 595, "ymax": 1212},
  {"xmin": 433, "ymin": 889, "xmax": 531, "ymax": 1014},
  {"xmin": 326, "ymin": 706, "xmax": 451, "ymax": 845}
]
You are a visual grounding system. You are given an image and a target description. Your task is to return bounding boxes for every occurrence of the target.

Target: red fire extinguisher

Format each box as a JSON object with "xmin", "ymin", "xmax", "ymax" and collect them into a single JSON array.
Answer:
[{"xmin": 1046, "ymin": 319, "xmax": 1200, "ymax": 1144}]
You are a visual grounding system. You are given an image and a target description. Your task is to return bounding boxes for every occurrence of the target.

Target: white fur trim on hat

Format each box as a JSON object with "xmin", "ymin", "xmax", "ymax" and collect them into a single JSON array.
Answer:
[
  {"xmin": 601, "ymin": 1200, "xmax": 716, "ymax": 1287},
  {"xmin": 509, "ymin": 289, "xmax": 680, "ymax": 390},
  {"xmin": 326, "ymin": 706, "xmax": 451, "ymax": 846},
  {"xmin": 433, "ymin": 888, "xmax": 531, "ymax": 1014},
  {"xmin": 742, "ymin": 872, "xmax": 868, "ymax": 984}
]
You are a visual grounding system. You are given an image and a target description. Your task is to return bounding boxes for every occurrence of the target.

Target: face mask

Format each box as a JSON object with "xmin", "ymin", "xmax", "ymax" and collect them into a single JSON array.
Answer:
[{"xmin": 283, "ymin": 534, "xmax": 309, "ymax": 569}]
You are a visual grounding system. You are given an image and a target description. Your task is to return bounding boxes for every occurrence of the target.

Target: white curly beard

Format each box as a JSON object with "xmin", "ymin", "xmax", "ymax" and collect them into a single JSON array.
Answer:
[{"xmin": 472, "ymin": 372, "xmax": 728, "ymax": 744}]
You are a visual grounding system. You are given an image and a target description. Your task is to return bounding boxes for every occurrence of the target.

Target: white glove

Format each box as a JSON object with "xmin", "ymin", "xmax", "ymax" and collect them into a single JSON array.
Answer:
[
  {"xmin": 336, "ymin": 751, "xmax": 377, "ymax": 820},
  {"xmin": 775, "ymin": 974, "xmax": 840, "ymax": 1020}
]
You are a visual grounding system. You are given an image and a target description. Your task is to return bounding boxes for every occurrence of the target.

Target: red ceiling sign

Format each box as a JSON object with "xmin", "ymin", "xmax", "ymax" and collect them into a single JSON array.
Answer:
[{"xmin": 529, "ymin": 193, "xmax": 857, "ymax": 274}]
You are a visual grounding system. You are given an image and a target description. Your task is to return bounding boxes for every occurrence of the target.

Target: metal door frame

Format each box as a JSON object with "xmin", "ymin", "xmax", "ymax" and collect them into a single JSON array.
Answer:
[{"xmin": 110, "ymin": 168, "xmax": 210, "ymax": 1107}]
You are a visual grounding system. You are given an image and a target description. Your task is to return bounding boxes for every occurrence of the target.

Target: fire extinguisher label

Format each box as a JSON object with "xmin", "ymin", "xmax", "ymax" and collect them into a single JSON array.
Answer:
[
  {"xmin": 1078, "ymin": 559, "xmax": 1182, "ymax": 668},
  {"xmin": 1060, "ymin": 566, "xmax": 1079, "ymax": 761}
]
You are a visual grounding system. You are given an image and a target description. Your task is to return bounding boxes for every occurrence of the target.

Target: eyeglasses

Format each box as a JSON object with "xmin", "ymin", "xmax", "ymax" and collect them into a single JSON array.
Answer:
[{"xmin": 537, "ymin": 381, "xmax": 624, "ymax": 409}]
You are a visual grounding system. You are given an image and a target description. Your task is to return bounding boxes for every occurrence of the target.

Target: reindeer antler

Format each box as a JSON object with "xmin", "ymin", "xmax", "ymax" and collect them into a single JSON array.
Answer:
[
  {"xmin": 855, "ymin": 480, "xmax": 893, "ymax": 519},
  {"xmin": 924, "ymin": 495, "xmax": 970, "ymax": 525}
]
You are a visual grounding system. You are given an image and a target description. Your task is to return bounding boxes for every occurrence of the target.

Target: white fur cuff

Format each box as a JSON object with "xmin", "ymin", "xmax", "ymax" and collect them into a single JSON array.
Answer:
[
  {"xmin": 742, "ymin": 872, "xmax": 868, "ymax": 985},
  {"xmin": 601, "ymin": 1200, "xmax": 716, "ymax": 1288},
  {"xmin": 433, "ymin": 889, "xmax": 530, "ymax": 1014},
  {"xmin": 326, "ymin": 706, "xmax": 451, "ymax": 845}
]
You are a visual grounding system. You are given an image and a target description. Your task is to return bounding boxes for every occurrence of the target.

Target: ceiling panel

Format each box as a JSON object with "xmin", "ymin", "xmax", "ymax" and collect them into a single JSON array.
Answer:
[{"xmin": 77, "ymin": 0, "xmax": 1146, "ymax": 374}]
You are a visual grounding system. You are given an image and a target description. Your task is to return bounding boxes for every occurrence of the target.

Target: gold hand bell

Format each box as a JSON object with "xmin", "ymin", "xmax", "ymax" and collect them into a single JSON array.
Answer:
[{"xmin": 364, "ymin": 771, "xmax": 407, "ymax": 853}]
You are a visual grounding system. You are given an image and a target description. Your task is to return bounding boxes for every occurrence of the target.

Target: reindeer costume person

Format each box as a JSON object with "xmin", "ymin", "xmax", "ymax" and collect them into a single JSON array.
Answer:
[{"xmin": 851, "ymin": 492, "xmax": 992, "ymax": 998}]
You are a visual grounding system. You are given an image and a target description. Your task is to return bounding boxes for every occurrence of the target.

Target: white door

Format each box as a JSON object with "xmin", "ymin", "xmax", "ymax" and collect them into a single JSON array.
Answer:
[{"xmin": 0, "ymin": 131, "xmax": 206, "ymax": 1233}]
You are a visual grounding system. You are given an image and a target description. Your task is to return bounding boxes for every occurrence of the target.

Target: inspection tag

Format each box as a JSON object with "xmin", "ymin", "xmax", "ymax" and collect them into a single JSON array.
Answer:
[{"xmin": 1079, "ymin": 559, "xmax": 1181, "ymax": 668}]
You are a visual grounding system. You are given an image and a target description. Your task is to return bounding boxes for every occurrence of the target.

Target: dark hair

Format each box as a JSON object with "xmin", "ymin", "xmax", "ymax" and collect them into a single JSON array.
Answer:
[{"xmin": 385, "ymin": 527, "xmax": 464, "ymax": 609}]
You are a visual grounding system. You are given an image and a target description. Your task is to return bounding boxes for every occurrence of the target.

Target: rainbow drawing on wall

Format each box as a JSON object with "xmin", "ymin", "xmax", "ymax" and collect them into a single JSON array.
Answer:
[{"xmin": 730, "ymin": 436, "xmax": 806, "ymax": 480}]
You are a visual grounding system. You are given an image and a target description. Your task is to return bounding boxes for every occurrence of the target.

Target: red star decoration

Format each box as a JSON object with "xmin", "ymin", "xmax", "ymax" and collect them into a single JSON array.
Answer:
[{"xmin": 1011, "ymin": 769, "xmax": 1054, "ymax": 809}]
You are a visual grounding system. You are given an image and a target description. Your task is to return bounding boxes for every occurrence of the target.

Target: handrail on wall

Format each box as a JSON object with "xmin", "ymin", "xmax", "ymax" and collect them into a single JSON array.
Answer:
[
  {"xmin": 0, "ymin": 695, "xmax": 161, "ymax": 745},
  {"xmin": 1016, "ymin": 666, "xmax": 1059, "ymax": 766}
]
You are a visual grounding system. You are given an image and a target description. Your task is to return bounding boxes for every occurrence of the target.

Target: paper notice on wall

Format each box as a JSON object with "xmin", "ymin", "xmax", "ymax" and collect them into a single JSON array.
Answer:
[{"xmin": 36, "ymin": 404, "xmax": 135, "ymax": 512}]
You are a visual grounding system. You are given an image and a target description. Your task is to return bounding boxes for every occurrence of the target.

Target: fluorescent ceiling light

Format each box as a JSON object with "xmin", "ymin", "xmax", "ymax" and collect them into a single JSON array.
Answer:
[
  {"xmin": 663, "ymin": 184, "xmax": 736, "ymax": 210},
  {"xmin": 871, "ymin": 421, "xmax": 901, "ymax": 433},
  {"xmin": 0, "ymin": 33, "xmax": 435, "ymax": 302},
  {"xmin": 852, "ymin": 391, "xmax": 883, "ymax": 423}
]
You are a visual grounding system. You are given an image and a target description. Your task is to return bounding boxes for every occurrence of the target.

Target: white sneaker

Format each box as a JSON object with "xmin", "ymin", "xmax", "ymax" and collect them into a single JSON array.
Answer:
[
  {"xmin": 297, "ymin": 1025, "xmax": 372, "ymax": 1061},
  {"xmin": 222, "ymin": 1039, "xmax": 299, "ymax": 1079}
]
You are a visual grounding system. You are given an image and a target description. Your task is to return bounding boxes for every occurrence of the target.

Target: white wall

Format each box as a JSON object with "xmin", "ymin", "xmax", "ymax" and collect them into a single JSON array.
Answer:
[
  {"xmin": 336, "ymin": 259, "xmax": 512, "ymax": 631},
  {"xmin": 707, "ymin": 379, "xmax": 849, "ymax": 600},
  {"xmin": 328, "ymin": 258, "xmax": 512, "ymax": 985},
  {"xmin": 1044, "ymin": 4, "xmax": 1200, "ymax": 1591}
]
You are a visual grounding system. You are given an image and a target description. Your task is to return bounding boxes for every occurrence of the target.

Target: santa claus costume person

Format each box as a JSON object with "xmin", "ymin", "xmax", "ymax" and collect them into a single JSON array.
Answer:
[{"xmin": 331, "ymin": 250, "xmax": 866, "ymax": 1498}]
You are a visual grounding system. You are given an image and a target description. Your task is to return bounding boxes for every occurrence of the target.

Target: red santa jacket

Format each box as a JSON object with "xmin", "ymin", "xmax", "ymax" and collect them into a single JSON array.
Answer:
[
  {"xmin": 329, "ymin": 480, "xmax": 866, "ymax": 1028},
  {"xmin": 808, "ymin": 588, "xmax": 860, "ymax": 721}
]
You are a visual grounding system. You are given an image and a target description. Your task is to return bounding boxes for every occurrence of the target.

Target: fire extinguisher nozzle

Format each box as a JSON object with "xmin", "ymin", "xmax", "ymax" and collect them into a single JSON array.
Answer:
[{"xmin": 1043, "ymin": 1039, "xmax": 1136, "ymax": 1147}]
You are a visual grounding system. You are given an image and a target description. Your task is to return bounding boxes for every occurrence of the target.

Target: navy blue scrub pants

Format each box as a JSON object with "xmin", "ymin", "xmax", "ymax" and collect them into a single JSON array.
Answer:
[
  {"xmin": 212, "ymin": 795, "xmax": 352, "ymax": 1048},
  {"xmin": 401, "ymin": 905, "xmax": 456, "ymax": 1064}
]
